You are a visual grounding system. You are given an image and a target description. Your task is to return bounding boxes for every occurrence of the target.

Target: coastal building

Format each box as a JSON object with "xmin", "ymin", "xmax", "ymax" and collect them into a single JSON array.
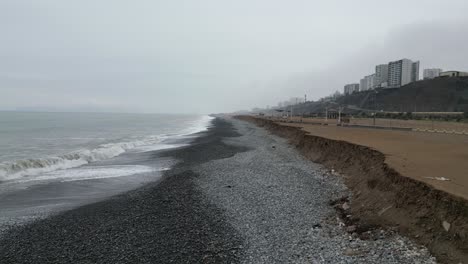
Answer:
[
  {"xmin": 374, "ymin": 64, "xmax": 389, "ymax": 88},
  {"xmin": 368, "ymin": 74, "xmax": 376, "ymax": 89},
  {"xmin": 344, "ymin": 83, "xmax": 359, "ymax": 95},
  {"xmin": 388, "ymin": 59, "xmax": 420, "ymax": 88},
  {"xmin": 360, "ymin": 74, "xmax": 376, "ymax": 91},
  {"xmin": 360, "ymin": 78, "xmax": 367, "ymax": 91},
  {"xmin": 439, "ymin": 71, "xmax": 468, "ymax": 78},
  {"xmin": 423, "ymin": 68, "xmax": 442, "ymax": 79}
]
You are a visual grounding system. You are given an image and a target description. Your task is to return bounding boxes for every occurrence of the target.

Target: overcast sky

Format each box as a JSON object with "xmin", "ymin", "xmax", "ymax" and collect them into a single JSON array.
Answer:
[{"xmin": 1, "ymin": 0, "xmax": 468, "ymax": 114}]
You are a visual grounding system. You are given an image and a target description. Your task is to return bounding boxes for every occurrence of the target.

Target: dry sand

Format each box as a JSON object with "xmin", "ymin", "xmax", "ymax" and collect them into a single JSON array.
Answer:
[
  {"xmin": 277, "ymin": 121, "xmax": 468, "ymax": 200},
  {"xmin": 288, "ymin": 116, "xmax": 468, "ymax": 132}
]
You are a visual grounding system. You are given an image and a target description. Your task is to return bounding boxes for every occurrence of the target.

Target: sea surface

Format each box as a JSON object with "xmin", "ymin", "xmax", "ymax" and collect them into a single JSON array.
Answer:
[
  {"xmin": 0, "ymin": 111, "xmax": 213, "ymax": 230},
  {"xmin": 0, "ymin": 111, "xmax": 212, "ymax": 182}
]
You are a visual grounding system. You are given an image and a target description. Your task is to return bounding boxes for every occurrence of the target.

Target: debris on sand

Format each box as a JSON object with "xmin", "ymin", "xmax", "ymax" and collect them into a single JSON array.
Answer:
[
  {"xmin": 442, "ymin": 221, "xmax": 451, "ymax": 232},
  {"xmin": 424, "ymin": 176, "xmax": 450, "ymax": 181}
]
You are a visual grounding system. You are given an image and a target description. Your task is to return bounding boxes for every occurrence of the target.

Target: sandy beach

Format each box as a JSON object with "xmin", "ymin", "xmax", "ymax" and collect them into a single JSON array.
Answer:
[
  {"xmin": 0, "ymin": 118, "xmax": 436, "ymax": 263},
  {"xmin": 279, "ymin": 120, "xmax": 468, "ymax": 200}
]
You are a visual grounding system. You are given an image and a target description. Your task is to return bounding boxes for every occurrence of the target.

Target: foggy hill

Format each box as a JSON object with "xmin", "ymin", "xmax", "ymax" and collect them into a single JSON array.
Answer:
[{"xmin": 289, "ymin": 77, "xmax": 468, "ymax": 115}]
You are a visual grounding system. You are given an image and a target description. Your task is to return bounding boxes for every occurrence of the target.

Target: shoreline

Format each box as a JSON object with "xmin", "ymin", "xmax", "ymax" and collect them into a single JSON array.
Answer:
[
  {"xmin": 0, "ymin": 119, "xmax": 245, "ymax": 263},
  {"xmin": 237, "ymin": 115, "xmax": 468, "ymax": 263},
  {"xmin": 0, "ymin": 116, "xmax": 213, "ymax": 236},
  {"xmin": 0, "ymin": 113, "xmax": 213, "ymax": 184},
  {"xmin": 0, "ymin": 117, "xmax": 438, "ymax": 263}
]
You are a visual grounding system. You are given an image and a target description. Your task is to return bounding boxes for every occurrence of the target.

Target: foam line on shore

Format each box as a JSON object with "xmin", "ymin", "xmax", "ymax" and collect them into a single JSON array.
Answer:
[{"xmin": 0, "ymin": 115, "xmax": 214, "ymax": 182}]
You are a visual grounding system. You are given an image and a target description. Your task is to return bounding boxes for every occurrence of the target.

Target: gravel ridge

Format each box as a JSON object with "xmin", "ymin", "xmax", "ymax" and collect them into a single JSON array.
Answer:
[{"xmin": 193, "ymin": 118, "xmax": 436, "ymax": 263}]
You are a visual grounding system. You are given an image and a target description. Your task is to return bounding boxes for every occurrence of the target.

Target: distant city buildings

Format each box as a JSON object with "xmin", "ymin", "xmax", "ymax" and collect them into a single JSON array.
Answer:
[
  {"xmin": 375, "ymin": 64, "xmax": 389, "ymax": 88},
  {"xmin": 439, "ymin": 71, "xmax": 468, "ymax": 78},
  {"xmin": 344, "ymin": 83, "xmax": 359, "ymax": 95},
  {"xmin": 278, "ymin": 97, "xmax": 304, "ymax": 108},
  {"xmin": 339, "ymin": 58, "xmax": 467, "ymax": 99},
  {"xmin": 359, "ymin": 78, "xmax": 366, "ymax": 92},
  {"xmin": 360, "ymin": 74, "xmax": 375, "ymax": 91},
  {"xmin": 368, "ymin": 74, "xmax": 376, "ymax": 89},
  {"xmin": 388, "ymin": 59, "xmax": 419, "ymax": 88},
  {"xmin": 423, "ymin": 68, "xmax": 442, "ymax": 79},
  {"xmin": 346, "ymin": 58, "xmax": 420, "ymax": 96}
]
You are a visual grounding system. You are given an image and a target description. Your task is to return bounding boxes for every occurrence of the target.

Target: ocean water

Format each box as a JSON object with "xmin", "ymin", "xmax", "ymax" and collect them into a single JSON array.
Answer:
[{"xmin": 0, "ymin": 112, "xmax": 213, "ymax": 183}]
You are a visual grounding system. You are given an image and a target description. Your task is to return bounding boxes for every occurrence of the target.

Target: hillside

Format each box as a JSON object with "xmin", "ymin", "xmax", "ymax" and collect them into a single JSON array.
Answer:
[
  {"xmin": 288, "ymin": 77, "xmax": 468, "ymax": 115},
  {"xmin": 341, "ymin": 77, "xmax": 468, "ymax": 112}
]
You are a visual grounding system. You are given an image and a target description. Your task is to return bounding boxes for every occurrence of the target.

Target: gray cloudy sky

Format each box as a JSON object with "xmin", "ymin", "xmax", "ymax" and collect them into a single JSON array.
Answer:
[{"xmin": 1, "ymin": 0, "xmax": 468, "ymax": 114}]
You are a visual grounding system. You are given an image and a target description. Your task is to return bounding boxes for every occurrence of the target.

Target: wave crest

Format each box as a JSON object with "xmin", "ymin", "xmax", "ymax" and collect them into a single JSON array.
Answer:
[
  {"xmin": 0, "ymin": 115, "xmax": 214, "ymax": 182},
  {"xmin": 0, "ymin": 137, "xmax": 161, "ymax": 181}
]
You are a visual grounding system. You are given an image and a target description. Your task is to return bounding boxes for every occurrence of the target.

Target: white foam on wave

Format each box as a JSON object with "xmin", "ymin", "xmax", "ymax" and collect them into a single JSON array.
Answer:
[
  {"xmin": 0, "ymin": 136, "xmax": 165, "ymax": 181},
  {"xmin": 17, "ymin": 165, "xmax": 163, "ymax": 183},
  {"xmin": 0, "ymin": 115, "xmax": 215, "ymax": 182},
  {"xmin": 131, "ymin": 143, "xmax": 186, "ymax": 153},
  {"xmin": 180, "ymin": 115, "xmax": 215, "ymax": 136}
]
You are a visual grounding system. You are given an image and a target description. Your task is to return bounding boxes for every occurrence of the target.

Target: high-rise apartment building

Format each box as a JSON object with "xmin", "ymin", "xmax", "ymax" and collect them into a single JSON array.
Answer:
[
  {"xmin": 360, "ymin": 74, "xmax": 376, "ymax": 91},
  {"xmin": 375, "ymin": 64, "xmax": 389, "ymax": 87},
  {"xmin": 388, "ymin": 59, "xmax": 420, "ymax": 87}
]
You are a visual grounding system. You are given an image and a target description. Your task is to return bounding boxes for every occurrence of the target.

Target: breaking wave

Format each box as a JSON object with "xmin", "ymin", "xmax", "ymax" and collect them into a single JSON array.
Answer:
[
  {"xmin": 0, "ymin": 115, "xmax": 214, "ymax": 181},
  {"xmin": 0, "ymin": 136, "xmax": 164, "ymax": 181}
]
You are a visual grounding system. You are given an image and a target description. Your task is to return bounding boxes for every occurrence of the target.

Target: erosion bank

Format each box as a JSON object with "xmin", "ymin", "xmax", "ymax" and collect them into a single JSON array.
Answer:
[
  {"xmin": 275, "ymin": 118, "xmax": 468, "ymax": 200},
  {"xmin": 236, "ymin": 116, "xmax": 468, "ymax": 263}
]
